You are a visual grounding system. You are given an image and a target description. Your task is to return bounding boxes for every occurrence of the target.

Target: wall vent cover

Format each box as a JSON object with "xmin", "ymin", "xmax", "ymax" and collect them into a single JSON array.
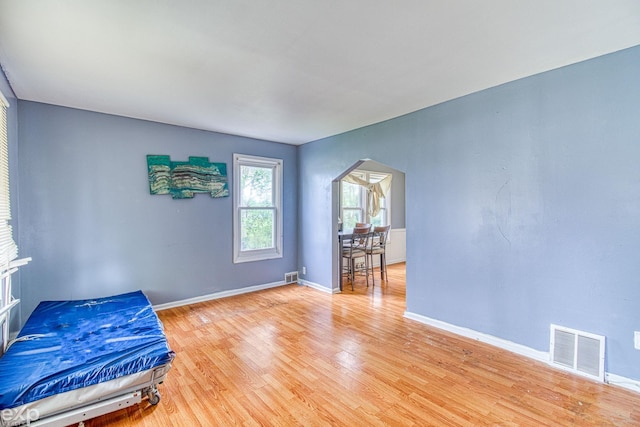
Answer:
[
  {"xmin": 550, "ymin": 324, "xmax": 605, "ymax": 382},
  {"xmin": 284, "ymin": 271, "xmax": 299, "ymax": 284}
]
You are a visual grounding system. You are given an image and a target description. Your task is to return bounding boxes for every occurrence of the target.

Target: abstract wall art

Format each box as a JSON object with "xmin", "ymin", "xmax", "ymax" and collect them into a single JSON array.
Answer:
[{"xmin": 147, "ymin": 155, "xmax": 229, "ymax": 199}]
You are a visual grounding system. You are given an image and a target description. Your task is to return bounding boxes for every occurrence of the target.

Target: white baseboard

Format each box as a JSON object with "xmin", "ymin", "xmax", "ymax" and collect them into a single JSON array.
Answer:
[
  {"xmin": 404, "ymin": 311, "xmax": 549, "ymax": 363},
  {"xmin": 153, "ymin": 278, "xmax": 337, "ymax": 311},
  {"xmin": 300, "ymin": 279, "xmax": 338, "ymax": 294},
  {"xmin": 606, "ymin": 373, "xmax": 640, "ymax": 393},
  {"xmin": 404, "ymin": 311, "xmax": 640, "ymax": 394},
  {"xmin": 153, "ymin": 280, "xmax": 287, "ymax": 311},
  {"xmin": 386, "ymin": 257, "xmax": 406, "ymax": 265}
]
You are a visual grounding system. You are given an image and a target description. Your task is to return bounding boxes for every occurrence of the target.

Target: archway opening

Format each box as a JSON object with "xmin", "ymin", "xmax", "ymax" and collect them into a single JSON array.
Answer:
[{"xmin": 331, "ymin": 159, "xmax": 406, "ymax": 294}]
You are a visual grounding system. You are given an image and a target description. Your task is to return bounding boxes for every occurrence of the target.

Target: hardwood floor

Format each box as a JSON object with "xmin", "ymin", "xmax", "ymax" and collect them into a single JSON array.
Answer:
[{"xmin": 88, "ymin": 263, "xmax": 640, "ymax": 426}]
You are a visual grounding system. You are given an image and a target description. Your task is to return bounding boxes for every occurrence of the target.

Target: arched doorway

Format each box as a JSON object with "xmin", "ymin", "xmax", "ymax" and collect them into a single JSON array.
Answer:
[{"xmin": 331, "ymin": 159, "xmax": 406, "ymax": 293}]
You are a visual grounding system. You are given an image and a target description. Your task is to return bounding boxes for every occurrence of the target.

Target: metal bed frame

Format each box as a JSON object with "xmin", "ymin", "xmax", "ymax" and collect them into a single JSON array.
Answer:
[{"xmin": 0, "ymin": 258, "xmax": 172, "ymax": 427}]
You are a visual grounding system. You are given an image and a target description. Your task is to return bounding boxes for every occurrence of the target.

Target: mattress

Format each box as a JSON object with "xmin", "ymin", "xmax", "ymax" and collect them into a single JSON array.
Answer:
[{"xmin": 0, "ymin": 290, "xmax": 175, "ymax": 411}]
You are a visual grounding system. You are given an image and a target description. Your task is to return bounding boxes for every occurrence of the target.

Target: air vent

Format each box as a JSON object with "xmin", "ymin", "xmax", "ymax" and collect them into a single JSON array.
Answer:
[
  {"xmin": 284, "ymin": 271, "xmax": 299, "ymax": 284},
  {"xmin": 550, "ymin": 324, "xmax": 605, "ymax": 381}
]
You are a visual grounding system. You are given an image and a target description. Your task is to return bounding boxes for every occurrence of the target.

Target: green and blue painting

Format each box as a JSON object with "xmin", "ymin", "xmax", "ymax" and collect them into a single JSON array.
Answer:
[{"xmin": 147, "ymin": 155, "xmax": 229, "ymax": 199}]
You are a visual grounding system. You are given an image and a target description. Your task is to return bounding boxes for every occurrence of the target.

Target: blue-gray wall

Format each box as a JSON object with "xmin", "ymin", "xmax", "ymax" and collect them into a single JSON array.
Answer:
[
  {"xmin": 299, "ymin": 45, "xmax": 640, "ymax": 380},
  {"xmin": 16, "ymin": 102, "xmax": 297, "ymax": 323}
]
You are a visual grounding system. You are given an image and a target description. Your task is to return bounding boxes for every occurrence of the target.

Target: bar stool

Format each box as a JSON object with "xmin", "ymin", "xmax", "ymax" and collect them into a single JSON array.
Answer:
[
  {"xmin": 366, "ymin": 225, "xmax": 391, "ymax": 283},
  {"xmin": 342, "ymin": 226, "xmax": 372, "ymax": 290},
  {"xmin": 343, "ymin": 223, "xmax": 370, "ymax": 248}
]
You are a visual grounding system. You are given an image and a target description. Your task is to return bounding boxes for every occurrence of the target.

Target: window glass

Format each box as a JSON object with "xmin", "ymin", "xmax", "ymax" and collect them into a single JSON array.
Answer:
[
  {"xmin": 240, "ymin": 207, "xmax": 275, "ymax": 251},
  {"xmin": 341, "ymin": 180, "xmax": 363, "ymax": 229},
  {"xmin": 240, "ymin": 166, "xmax": 273, "ymax": 207}
]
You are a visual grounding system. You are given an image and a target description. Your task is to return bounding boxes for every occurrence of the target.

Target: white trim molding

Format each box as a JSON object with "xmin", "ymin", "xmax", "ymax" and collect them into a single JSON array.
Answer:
[
  {"xmin": 232, "ymin": 153, "xmax": 283, "ymax": 264},
  {"xmin": 299, "ymin": 279, "xmax": 338, "ymax": 294},
  {"xmin": 404, "ymin": 311, "xmax": 640, "ymax": 394},
  {"xmin": 606, "ymin": 373, "xmax": 640, "ymax": 394},
  {"xmin": 404, "ymin": 311, "xmax": 549, "ymax": 363},
  {"xmin": 0, "ymin": 89, "xmax": 9, "ymax": 107},
  {"xmin": 153, "ymin": 280, "xmax": 286, "ymax": 311},
  {"xmin": 153, "ymin": 278, "xmax": 337, "ymax": 312}
]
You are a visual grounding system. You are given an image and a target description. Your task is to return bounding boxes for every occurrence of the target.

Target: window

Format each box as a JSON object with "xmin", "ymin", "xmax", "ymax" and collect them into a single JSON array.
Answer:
[
  {"xmin": 341, "ymin": 172, "xmax": 365, "ymax": 227},
  {"xmin": 340, "ymin": 170, "xmax": 391, "ymax": 230},
  {"xmin": 0, "ymin": 90, "xmax": 18, "ymax": 265},
  {"xmin": 233, "ymin": 154, "xmax": 282, "ymax": 263}
]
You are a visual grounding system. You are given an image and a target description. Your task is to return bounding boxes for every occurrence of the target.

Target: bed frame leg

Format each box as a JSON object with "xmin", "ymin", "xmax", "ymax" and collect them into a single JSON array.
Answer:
[{"xmin": 147, "ymin": 387, "xmax": 161, "ymax": 405}]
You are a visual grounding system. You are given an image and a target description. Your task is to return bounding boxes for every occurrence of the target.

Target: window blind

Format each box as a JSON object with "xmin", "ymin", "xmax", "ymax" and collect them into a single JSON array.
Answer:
[{"xmin": 0, "ymin": 92, "xmax": 18, "ymax": 266}]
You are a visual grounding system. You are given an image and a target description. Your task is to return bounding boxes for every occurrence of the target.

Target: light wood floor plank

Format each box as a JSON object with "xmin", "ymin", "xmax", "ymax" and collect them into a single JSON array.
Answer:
[{"xmin": 86, "ymin": 263, "xmax": 640, "ymax": 426}]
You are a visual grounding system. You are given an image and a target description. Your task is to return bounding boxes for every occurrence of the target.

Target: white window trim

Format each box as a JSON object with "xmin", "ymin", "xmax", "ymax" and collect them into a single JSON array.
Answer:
[{"xmin": 233, "ymin": 153, "xmax": 283, "ymax": 263}]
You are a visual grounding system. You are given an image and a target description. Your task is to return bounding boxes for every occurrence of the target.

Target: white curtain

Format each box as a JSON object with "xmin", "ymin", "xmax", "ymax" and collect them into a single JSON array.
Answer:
[{"xmin": 343, "ymin": 173, "xmax": 392, "ymax": 217}]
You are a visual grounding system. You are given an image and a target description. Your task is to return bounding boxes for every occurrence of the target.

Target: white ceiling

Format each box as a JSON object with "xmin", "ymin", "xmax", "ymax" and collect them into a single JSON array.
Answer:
[{"xmin": 1, "ymin": 1, "xmax": 639, "ymax": 145}]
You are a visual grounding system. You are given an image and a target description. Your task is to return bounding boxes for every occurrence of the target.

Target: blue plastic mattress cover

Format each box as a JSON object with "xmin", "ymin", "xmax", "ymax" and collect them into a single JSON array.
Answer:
[{"xmin": 0, "ymin": 290, "xmax": 175, "ymax": 410}]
